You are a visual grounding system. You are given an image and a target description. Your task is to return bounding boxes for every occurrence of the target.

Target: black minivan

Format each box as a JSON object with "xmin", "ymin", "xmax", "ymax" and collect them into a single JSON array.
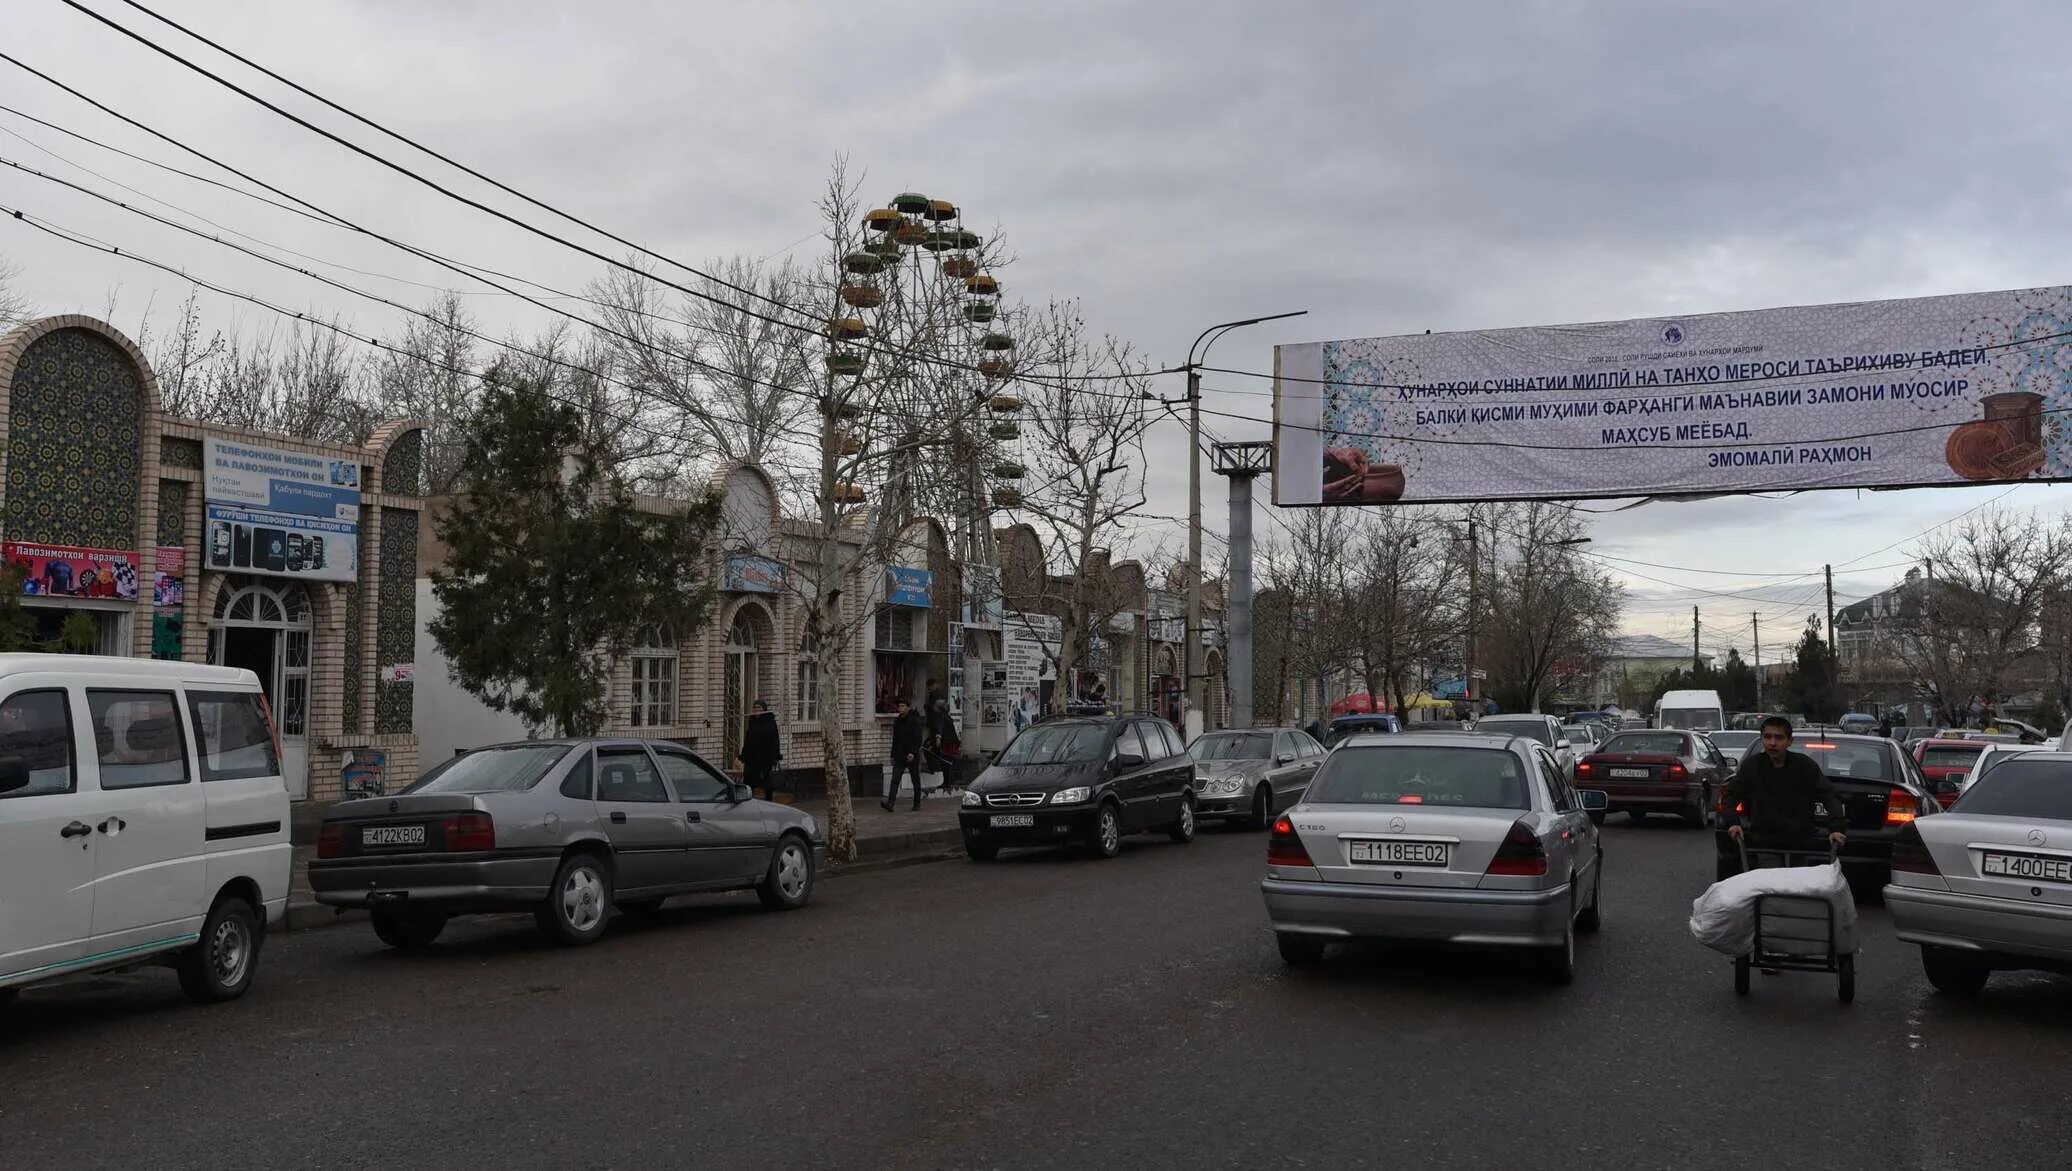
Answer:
[{"xmin": 959, "ymin": 715, "xmax": 1197, "ymax": 861}]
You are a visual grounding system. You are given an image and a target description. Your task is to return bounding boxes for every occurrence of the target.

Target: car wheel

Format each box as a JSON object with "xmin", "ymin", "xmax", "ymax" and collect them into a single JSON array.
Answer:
[
  {"xmin": 1168, "ymin": 798, "xmax": 1197, "ymax": 844},
  {"xmin": 965, "ymin": 842, "xmax": 999, "ymax": 862},
  {"xmin": 1087, "ymin": 803, "xmax": 1123, "ymax": 859},
  {"xmin": 370, "ymin": 910, "xmax": 448, "ymax": 950},
  {"xmin": 176, "ymin": 894, "xmax": 260, "ymax": 1004},
  {"xmin": 536, "ymin": 853, "xmax": 612, "ymax": 946},
  {"xmin": 1539, "ymin": 894, "xmax": 1576, "ymax": 985},
  {"xmin": 758, "ymin": 834, "xmax": 815, "ymax": 910},
  {"xmin": 1683, "ymin": 790, "xmax": 1713, "ymax": 828},
  {"xmin": 1922, "ymin": 945, "xmax": 1990, "ymax": 995},
  {"xmin": 1249, "ymin": 786, "xmax": 1274, "ymax": 831},
  {"xmin": 1575, "ymin": 860, "xmax": 1602, "ymax": 934},
  {"xmin": 1277, "ymin": 933, "xmax": 1327, "ymax": 967}
]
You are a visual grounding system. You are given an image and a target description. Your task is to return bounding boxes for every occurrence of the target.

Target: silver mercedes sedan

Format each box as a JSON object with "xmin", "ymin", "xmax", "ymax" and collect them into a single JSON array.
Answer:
[
  {"xmin": 1886, "ymin": 751, "xmax": 2072, "ymax": 994},
  {"xmin": 310, "ymin": 738, "xmax": 824, "ymax": 949},
  {"xmin": 1187, "ymin": 727, "xmax": 1324, "ymax": 829},
  {"xmin": 1260, "ymin": 732, "xmax": 1605, "ymax": 983}
]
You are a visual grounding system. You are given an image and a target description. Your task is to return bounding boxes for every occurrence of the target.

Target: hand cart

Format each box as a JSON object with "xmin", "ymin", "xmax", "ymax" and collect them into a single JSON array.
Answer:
[{"xmin": 1733, "ymin": 841, "xmax": 1855, "ymax": 1004}]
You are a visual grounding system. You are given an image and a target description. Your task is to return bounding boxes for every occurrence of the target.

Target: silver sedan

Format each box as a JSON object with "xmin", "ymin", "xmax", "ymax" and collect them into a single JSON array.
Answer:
[
  {"xmin": 1261, "ymin": 733, "xmax": 1604, "ymax": 983},
  {"xmin": 1886, "ymin": 752, "xmax": 2072, "ymax": 994},
  {"xmin": 1187, "ymin": 727, "xmax": 1322, "ymax": 828},
  {"xmin": 310, "ymin": 738, "xmax": 823, "ymax": 948}
]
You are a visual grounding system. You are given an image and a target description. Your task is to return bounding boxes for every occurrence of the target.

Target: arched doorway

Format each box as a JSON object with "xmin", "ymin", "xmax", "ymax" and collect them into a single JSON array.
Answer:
[
  {"xmin": 208, "ymin": 579, "xmax": 312, "ymax": 797},
  {"xmin": 722, "ymin": 612, "xmax": 760, "ymax": 770}
]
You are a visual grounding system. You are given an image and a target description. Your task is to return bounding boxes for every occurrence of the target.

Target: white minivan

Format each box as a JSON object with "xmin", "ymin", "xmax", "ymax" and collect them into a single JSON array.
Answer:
[{"xmin": 0, "ymin": 655, "xmax": 291, "ymax": 1007}]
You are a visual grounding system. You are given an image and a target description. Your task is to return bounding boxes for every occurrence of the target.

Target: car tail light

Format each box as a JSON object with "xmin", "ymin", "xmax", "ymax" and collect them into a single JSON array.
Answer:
[
  {"xmin": 443, "ymin": 812, "xmax": 496, "ymax": 852},
  {"xmin": 1667, "ymin": 762, "xmax": 1687, "ymax": 781},
  {"xmin": 1267, "ymin": 814, "xmax": 1313, "ymax": 868},
  {"xmin": 316, "ymin": 821, "xmax": 344, "ymax": 860},
  {"xmin": 1485, "ymin": 820, "xmax": 1547, "ymax": 877},
  {"xmin": 1891, "ymin": 821, "xmax": 1938, "ymax": 874},
  {"xmin": 1884, "ymin": 788, "xmax": 1920, "ymax": 826},
  {"xmin": 1577, "ymin": 761, "xmax": 1593, "ymax": 777}
]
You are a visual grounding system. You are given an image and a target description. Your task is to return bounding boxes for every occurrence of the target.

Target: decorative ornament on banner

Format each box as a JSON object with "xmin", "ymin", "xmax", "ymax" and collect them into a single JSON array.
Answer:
[{"xmin": 1273, "ymin": 286, "xmax": 2072, "ymax": 505}]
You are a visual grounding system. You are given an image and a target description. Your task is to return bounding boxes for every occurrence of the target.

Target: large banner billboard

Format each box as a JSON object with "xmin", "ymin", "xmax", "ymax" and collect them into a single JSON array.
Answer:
[
  {"xmin": 203, "ymin": 439, "xmax": 360, "ymax": 582},
  {"xmin": 1275, "ymin": 285, "xmax": 2072, "ymax": 505}
]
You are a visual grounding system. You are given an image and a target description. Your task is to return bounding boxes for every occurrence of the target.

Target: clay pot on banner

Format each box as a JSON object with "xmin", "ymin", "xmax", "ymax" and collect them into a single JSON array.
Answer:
[{"xmin": 1948, "ymin": 391, "xmax": 2046, "ymax": 481}]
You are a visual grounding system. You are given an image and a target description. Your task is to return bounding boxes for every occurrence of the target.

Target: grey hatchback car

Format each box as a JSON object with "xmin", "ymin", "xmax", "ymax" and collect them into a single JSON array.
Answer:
[{"xmin": 310, "ymin": 739, "xmax": 824, "ymax": 948}]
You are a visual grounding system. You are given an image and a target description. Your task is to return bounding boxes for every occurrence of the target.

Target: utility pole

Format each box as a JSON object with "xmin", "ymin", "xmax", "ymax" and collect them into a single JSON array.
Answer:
[
  {"xmin": 1465, "ymin": 515, "xmax": 1479, "ymax": 714},
  {"xmin": 1183, "ymin": 310, "xmax": 1305, "ymax": 741},
  {"xmin": 1752, "ymin": 612, "xmax": 1763, "ymax": 710},
  {"xmin": 1825, "ymin": 564, "xmax": 1838, "ymax": 668},
  {"xmin": 1212, "ymin": 441, "xmax": 1272, "ymax": 729},
  {"xmin": 1693, "ymin": 606, "xmax": 1701, "ymax": 672}
]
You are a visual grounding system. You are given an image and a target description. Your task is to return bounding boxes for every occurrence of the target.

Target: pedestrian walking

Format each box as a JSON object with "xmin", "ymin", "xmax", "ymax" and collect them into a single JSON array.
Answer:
[
  {"xmin": 927, "ymin": 687, "xmax": 963, "ymax": 793},
  {"xmin": 1876, "ymin": 712, "xmax": 1892, "ymax": 739},
  {"xmin": 741, "ymin": 699, "xmax": 782, "ymax": 799},
  {"xmin": 883, "ymin": 698, "xmax": 925, "ymax": 812}
]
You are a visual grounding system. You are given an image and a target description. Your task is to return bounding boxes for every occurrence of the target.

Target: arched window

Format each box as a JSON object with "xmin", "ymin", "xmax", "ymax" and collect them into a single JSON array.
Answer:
[
  {"xmin": 795, "ymin": 630, "xmax": 820, "ymax": 722},
  {"xmin": 630, "ymin": 624, "xmax": 676, "ymax": 728}
]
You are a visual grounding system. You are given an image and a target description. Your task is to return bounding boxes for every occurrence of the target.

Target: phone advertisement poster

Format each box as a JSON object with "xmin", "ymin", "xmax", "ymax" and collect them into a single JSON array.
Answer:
[{"xmin": 203, "ymin": 439, "xmax": 360, "ymax": 582}]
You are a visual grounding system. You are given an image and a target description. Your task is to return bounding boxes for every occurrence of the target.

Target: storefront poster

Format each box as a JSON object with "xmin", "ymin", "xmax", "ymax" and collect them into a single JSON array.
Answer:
[
  {"xmin": 978, "ymin": 660, "xmax": 1010, "ymax": 728},
  {"xmin": 887, "ymin": 566, "xmax": 932, "ymax": 608},
  {"xmin": 203, "ymin": 438, "xmax": 359, "ymax": 583},
  {"xmin": 153, "ymin": 545, "xmax": 184, "ymax": 609},
  {"xmin": 963, "ymin": 564, "xmax": 1003, "ymax": 628},
  {"xmin": 4, "ymin": 542, "xmax": 138, "ymax": 600},
  {"xmin": 1277, "ymin": 285, "xmax": 2072, "ymax": 506},
  {"xmin": 723, "ymin": 554, "xmax": 785, "ymax": 594},
  {"xmin": 340, "ymin": 747, "xmax": 387, "ymax": 798}
]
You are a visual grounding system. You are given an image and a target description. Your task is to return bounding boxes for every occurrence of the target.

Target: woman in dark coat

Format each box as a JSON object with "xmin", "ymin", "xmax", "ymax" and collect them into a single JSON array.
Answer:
[{"xmin": 741, "ymin": 699, "xmax": 782, "ymax": 798}]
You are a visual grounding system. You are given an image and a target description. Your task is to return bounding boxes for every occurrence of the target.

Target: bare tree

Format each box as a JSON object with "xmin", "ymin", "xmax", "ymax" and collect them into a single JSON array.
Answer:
[
  {"xmin": 1257, "ymin": 508, "xmax": 1358, "ymax": 720},
  {"xmin": 0, "ymin": 254, "xmax": 32, "ymax": 330},
  {"xmin": 1010, "ymin": 300, "xmax": 1152, "ymax": 713},
  {"xmin": 1345, "ymin": 508, "xmax": 1467, "ymax": 720},
  {"xmin": 1480, "ymin": 502, "xmax": 1622, "ymax": 713},
  {"xmin": 1875, "ymin": 507, "xmax": 2072, "ymax": 724},
  {"xmin": 375, "ymin": 292, "xmax": 481, "ymax": 493}
]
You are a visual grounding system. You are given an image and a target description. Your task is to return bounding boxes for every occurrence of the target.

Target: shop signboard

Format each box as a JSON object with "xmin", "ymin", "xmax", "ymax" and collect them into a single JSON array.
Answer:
[
  {"xmin": 3, "ymin": 542, "xmax": 138, "ymax": 600},
  {"xmin": 203, "ymin": 438, "xmax": 359, "ymax": 583},
  {"xmin": 1276, "ymin": 284, "xmax": 2072, "ymax": 506},
  {"xmin": 723, "ymin": 554, "xmax": 785, "ymax": 594},
  {"xmin": 887, "ymin": 566, "xmax": 932, "ymax": 608}
]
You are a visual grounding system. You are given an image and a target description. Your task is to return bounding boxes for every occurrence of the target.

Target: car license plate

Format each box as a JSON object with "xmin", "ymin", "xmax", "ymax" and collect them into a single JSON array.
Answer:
[
  {"xmin": 990, "ymin": 814, "xmax": 1035, "ymax": 828},
  {"xmin": 362, "ymin": 824, "xmax": 426, "ymax": 848},
  {"xmin": 1609, "ymin": 768, "xmax": 1650, "ymax": 779},
  {"xmin": 1982, "ymin": 851, "xmax": 2072, "ymax": 883},
  {"xmin": 1349, "ymin": 840, "xmax": 1449, "ymax": 866}
]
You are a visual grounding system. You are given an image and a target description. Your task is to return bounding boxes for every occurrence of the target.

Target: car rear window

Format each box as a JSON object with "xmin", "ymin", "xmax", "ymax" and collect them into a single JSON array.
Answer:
[
  {"xmin": 998, "ymin": 723, "xmax": 1107, "ymax": 766},
  {"xmin": 186, "ymin": 689, "xmax": 280, "ymax": 782},
  {"xmin": 1951, "ymin": 759, "xmax": 2072, "ymax": 820},
  {"xmin": 1921, "ymin": 746, "xmax": 1985, "ymax": 769},
  {"xmin": 1600, "ymin": 732, "xmax": 1686, "ymax": 756},
  {"xmin": 1308, "ymin": 745, "xmax": 1530, "ymax": 809},
  {"xmin": 410, "ymin": 744, "xmax": 576, "ymax": 794},
  {"xmin": 1791, "ymin": 741, "xmax": 1894, "ymax": 782},
  {"xmin": 1191, "ymin": 733, "xmax": 1270, "ymax": 761},
  {"xmin": 1475, "ymin": 720, "xmax": 1551, "ymax": 746}
]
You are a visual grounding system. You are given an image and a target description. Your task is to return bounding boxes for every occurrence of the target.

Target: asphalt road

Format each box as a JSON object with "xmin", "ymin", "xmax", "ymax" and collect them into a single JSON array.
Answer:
[{"xmin": 4, "ymin": 818, "xmax": 2070, "ymax": 1170}]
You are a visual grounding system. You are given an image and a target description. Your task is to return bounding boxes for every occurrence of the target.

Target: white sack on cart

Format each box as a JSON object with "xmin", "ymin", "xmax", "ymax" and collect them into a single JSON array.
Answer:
[{"xmin": 1688, "ymin": 861, "xmax": 1855, "ymax": 957}]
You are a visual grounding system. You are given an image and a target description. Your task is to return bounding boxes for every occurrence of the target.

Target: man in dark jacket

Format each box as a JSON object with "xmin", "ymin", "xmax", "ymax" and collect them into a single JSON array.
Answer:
[
  {"xmin": 1724, "ymin": 716, "xmax": 1847, "ymax": 856},
  {"xmin": 740, "ymin": 699, "xmax": 781, "ymax": 799},
  {"xmin": 884, "ymin": 698, "xmax": 925, "ymax": 812}
]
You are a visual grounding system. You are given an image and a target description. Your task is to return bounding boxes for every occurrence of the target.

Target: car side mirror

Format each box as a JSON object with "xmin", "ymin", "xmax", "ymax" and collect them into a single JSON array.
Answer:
[
  {"xmin": 1578, "ymin": 789, "xmax": 1609, "ymax": 812},
  {"xmin": 1556, "ymin": 739, "xmax": 1572, "ymax": 751},
  {"xmin": 1112, "ymin": 752, "xmax": 1146, "ymax": 772},
  {"xmin": 729, "ymin": 782, "xmax": 753, "ymax": 803},
  {"xmin": 0, "ymin": 754, "xmax": 27, "ymax": 795},
  {"xmin": 1276, "ymin": 752, "xmax": 1295, "ymax": 766}
]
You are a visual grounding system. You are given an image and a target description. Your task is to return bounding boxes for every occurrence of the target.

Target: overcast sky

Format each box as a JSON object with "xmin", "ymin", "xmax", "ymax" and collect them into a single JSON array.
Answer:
[{"xmin": 5, "ymin": 0, "xmax": 2071, "ymax": 653}]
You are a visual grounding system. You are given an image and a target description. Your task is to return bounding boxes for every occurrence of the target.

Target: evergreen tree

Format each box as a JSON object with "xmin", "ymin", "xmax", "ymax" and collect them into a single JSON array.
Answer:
[
  {"xmin": 428, "ymin": 367, "xmax": 723, "ymax": 736},
  {"xmin": 0, "ymin": 561, "xmax": 34, "ymax": 652},
  {"xmin": 1783, "ymin": 618, "xmax": 1843, "ymax": 723},
  {"xmin": 1719, "ymin": 648, "xmax": 1759, "ymax": 712}
]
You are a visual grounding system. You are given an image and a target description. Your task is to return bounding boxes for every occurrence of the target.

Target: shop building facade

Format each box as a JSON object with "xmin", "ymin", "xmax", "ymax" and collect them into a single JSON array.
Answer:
[{"xmin": 0, "ymin": 316, "xmax": 425, "ymax": 811}]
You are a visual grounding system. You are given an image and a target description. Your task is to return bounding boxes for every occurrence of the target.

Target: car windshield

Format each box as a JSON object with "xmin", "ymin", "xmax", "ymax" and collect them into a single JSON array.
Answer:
[
  {"xmin": 1922, "ymin": 746, "xmax": 1985, "ymax": 769},
  {"xmin": 1787, "ymin": 740, "xmax": 1895, "ymax": 782},
  {"xmin": 409, "ymin": 744, "xmax": 574, "ymax": 794},
  {"xmin": 1190, "ymin": 733, "xmax": 1270, "ymax": 761},
  {"xmin": 1308, "ymin": 745, "xmax": 1530, "ymax": 809},
  {"xmin": 1710, "ymin": 732, "xmax": 1758, "ymax": 755},
  {"xmin": 1659, "ymin": 709, "xmax": 1723, "ymax": 731},
  {"xmin": 1951, "ymin": 759, "xmax": 2072, "ymax": 819},
  {"xmin": 1562, "ymin": 726, "xmax": 1593, "ymax": 741},
  {"xmin": 1600, "ymin": 732, "xmax": 1686, "ymax": 756},
  {"xmin": 1475, "ymin": 719, "xmax": 1551, "ymax": 746},
  {"xmin": 998, "ymin": 723, "xmax": 1107, "ymax": 766}
]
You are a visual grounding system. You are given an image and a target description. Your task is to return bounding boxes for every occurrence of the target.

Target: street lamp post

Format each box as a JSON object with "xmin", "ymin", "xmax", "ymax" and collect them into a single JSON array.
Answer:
[{"xmin": 1183, "ymin": 311, "xmax": 1305, "ymax": 740}]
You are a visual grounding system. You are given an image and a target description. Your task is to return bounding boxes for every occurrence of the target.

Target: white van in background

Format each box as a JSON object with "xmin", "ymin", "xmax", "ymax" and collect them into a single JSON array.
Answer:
[
  {"xmin": 0, "ymin": 655, "xmax": 291, "ymax": 1008},
  {"xmin": 1655, "ymin": 689, "xmax": 1726, "ymax": 732}
]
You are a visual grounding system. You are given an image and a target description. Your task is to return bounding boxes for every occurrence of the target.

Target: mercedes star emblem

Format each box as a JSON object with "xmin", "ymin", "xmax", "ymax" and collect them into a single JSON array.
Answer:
[
  {"xmin": 2028, "ymin": 828, "xmax": 2048, "ymax": 846},
  {"xmin": 1388, "ymin": 816, "xmax": 1407, "ymax": 833}
]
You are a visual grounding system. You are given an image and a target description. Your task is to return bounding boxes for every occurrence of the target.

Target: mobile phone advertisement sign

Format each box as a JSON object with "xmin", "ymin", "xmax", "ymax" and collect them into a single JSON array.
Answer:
[{"xmin": 203, "ymin": 439, "xmax": 360, "ymax": 582}]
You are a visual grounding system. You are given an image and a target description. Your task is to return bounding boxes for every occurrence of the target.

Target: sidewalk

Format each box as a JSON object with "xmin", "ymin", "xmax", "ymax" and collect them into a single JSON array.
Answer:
[{"xmin": 286, "ymin": 789, "xmax": 966, "ymax": 931}]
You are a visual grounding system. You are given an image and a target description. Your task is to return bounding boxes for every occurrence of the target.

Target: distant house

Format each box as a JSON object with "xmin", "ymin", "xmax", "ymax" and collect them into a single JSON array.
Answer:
[{"xmin": 1595, "ymin": 634, "xmax": 1712, "ymax": 709}]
